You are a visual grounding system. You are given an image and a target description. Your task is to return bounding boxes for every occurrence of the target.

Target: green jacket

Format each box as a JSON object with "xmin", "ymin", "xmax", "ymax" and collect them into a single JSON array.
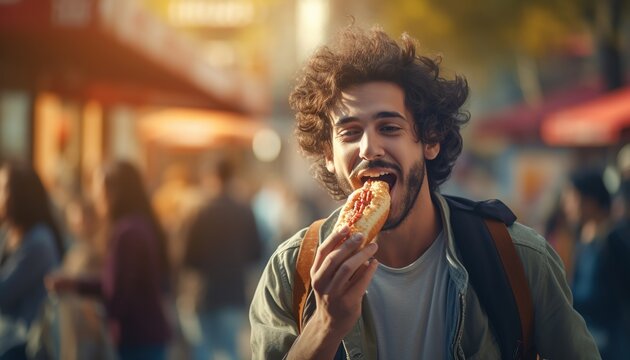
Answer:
[{"xmin": 249, "ymin": 193, "xmax": 601, "ymax": 359}]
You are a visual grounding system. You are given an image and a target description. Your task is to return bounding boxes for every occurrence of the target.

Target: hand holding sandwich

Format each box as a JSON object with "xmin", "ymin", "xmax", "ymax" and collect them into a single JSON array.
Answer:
[{"xmin": 288, "ymin": 180, "xmax": 390, "ymax": 359}]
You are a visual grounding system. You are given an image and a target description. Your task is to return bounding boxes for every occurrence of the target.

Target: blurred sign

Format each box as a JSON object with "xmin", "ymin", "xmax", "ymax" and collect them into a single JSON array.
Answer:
[
  {"xmin": 0, "ymin": 0, "xmax": 270, "ymax": 114},
  {"xmin": 167, "ymin": 0, "xmax": 255, "ymax": 28},
  {"xmin": 100, "ymin": 0, "xmax": 268, "ymax": 113}
]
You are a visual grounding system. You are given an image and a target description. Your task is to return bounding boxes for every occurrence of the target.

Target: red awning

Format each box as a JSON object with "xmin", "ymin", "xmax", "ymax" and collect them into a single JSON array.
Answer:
[
  {"xmin": 0, "ymin": 0, "xmax": 269, "ymax": 114},
  {"xmin": 473, "ymin": 82, "xmax": 602, "ymax": 143},
  {"xmin": 541, "ymin": 86, "xmax": 630, "ymax": 146}
]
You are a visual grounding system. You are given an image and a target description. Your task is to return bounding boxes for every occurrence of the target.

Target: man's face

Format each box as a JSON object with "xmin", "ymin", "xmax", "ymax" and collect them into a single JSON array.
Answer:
[{"xmin": 325, "ymin": 81, "xmax": 439, "ymax": 230}]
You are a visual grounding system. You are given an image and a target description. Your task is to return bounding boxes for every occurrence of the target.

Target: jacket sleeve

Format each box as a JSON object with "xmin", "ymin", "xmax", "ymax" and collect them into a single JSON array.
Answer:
[
  {"xmin": 0, "ymin": 236, "xmax": 57, "ymax": 311},
  {"xmin": 249, "ymin": 236, "xmax": 302, "ymax": 359},
  {"xmin": 512, "ymin": 224, "xmax": 601, "ymax": 359}
]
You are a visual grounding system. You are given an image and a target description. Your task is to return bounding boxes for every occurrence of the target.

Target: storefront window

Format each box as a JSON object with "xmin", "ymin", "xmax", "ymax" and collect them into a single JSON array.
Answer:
[
  {"xmin": 108, "ymin": 105, "xmax": 141, "ymax": 163},
  {"xmin": 34, "ymin": 93, "xmax": 81, "ymax": 204},
  {"xmin": 0, "ymin": 90, "xmax": 31, "ymax": 162}
]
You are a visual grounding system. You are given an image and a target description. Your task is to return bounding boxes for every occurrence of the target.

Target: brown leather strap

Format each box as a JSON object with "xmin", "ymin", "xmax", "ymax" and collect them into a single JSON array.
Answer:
[
  {"xmin": 293, "ymin": 219, "xmax": 324, "ymax": 333},
  {"xmin": 484, "ymin": 218, "xmax": 535, "ymax": 359}
]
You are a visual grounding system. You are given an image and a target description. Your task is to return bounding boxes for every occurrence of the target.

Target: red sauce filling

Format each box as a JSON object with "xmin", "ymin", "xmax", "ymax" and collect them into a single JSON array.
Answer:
[{"xmin": 347, "ymin": 180, "xmax": 374, "ymax": 227}]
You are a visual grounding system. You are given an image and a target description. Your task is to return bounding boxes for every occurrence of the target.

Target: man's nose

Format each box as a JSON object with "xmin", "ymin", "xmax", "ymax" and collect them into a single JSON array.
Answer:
[{"xmin": 359, "ymin": 131, "xmax": 385, "ymax": 160}]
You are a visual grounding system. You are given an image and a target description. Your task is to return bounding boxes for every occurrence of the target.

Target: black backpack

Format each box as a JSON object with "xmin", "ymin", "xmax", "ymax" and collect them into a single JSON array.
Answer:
[{"xmin": 292, "ymin": 195, "xmax": 536, "ymax": 360}]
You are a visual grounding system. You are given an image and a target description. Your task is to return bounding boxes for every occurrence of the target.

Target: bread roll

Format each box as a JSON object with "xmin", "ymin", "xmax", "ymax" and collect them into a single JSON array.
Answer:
[{"xmin": 333, "ymin": 180, "xmax": 391, "ymax": 247}]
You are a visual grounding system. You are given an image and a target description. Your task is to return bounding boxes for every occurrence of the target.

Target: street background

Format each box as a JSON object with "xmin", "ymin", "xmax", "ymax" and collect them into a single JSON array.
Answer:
[{"xmin": 1, "ymin": 0, "xmax": 629, "ymax": 359}]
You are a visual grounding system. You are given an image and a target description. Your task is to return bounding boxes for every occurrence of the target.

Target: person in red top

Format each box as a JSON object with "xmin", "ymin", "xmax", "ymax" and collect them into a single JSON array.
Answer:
[{"xmin": 48, "ymin": 160, "xmax": 171, "ymax": 360}]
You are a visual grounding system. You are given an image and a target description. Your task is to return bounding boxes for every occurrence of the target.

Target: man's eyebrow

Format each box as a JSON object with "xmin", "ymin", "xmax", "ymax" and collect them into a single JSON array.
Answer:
[
  {"xmin": 333, "ymin": 116, "xmax": 359, "ymax": 126},
  {"xmin": 333, "ymin": 111, "xmax": 406, "ymax": 126},
  {"xmin": 374, "ymin": 111, "xmax": 406, "ymax": 120}
]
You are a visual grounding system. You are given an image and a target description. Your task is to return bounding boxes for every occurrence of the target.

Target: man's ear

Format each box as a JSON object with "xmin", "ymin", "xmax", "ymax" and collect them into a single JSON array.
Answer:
[{"xmin": 424, "ymin": 142, "xmax": 440, "ymax": 160}]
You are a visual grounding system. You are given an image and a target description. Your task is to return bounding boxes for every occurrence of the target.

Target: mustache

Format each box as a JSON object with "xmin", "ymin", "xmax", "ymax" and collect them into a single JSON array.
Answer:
[{"xmin": 350, "ymin": 159, "xmax": 401, "ymax": 179}]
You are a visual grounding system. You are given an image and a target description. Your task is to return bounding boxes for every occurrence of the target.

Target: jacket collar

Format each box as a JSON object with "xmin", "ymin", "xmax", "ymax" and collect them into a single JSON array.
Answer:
[{"xmin": 434, "ymin": 193, "xmax": 469, "ymax": 293}]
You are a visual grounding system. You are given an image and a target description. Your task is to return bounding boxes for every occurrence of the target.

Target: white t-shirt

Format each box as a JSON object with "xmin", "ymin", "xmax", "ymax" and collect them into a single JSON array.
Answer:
[{"xmin": 366, "ymin": 231, "xmax": 448, "ymax": 359}]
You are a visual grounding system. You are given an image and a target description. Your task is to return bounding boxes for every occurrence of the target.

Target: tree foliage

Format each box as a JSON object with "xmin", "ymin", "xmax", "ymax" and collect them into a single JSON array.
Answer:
[{"xmin": 376, "ymin": 0, "xmax": 615, "ymax": 64}]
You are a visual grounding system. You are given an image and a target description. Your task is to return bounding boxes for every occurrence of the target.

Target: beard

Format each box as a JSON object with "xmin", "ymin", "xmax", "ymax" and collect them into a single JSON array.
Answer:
[
  {"xmin": 335, "ymin": 172, "xmax": 354, "ymax": 199},
  {"xmin": 334, "ymin": 158, "xmax": 426, "ymax": 231},
  {"xmin": 382, "ymin": 160, "xmax": 424, "ymax": 230}
]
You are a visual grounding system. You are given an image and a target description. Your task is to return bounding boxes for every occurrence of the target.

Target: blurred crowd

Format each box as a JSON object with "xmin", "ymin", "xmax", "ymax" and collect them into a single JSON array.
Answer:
[
  {"xmin": 542, "ymin": 146, "xmax": 630, "ymax": 359},
  {"xmin": 0, "ymin": 146, "xmax": 629, "ymax": 359},
  {"xmin": 0, "ymin": 155, "xmax": 325, "ymax": 360}
]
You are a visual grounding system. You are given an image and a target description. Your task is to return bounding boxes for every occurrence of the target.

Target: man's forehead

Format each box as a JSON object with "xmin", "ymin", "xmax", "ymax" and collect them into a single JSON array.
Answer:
[
  {"xmin": 329, "ymin": 82, "xmax": 408, "ymax": 122},
  {"xmin": 329, "ymin": 98, "xmax": 352, "ymax": 119}
]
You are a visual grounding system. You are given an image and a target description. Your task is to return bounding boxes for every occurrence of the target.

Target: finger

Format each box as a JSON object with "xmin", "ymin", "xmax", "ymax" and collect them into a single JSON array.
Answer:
[
  {"xmin": 311, "ymin": 225, "xmax": 350, "ymax": 274},
  {"xmin": 345, "ymin": 257, "xmax": 379, "ymax": 300},
  {"xmin": 312, "ymin": 232, "xmax": 363, "ymax": 288},
  {"xmin": 327, "ymin": 242, "xmax": 378, "ymax": 291},
  {"xmin": 349, "ymin": 255, "xmax": 377, "ymax": 285},
  {"xmin": 311, "ymin": 233, "xmax": 364, "ymax": 293}
]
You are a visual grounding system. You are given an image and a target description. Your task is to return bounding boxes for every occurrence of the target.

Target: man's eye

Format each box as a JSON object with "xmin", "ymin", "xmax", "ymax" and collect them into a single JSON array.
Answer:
[
  {"xmin": 338, "ymin": 129, "xmax": 361, "ymax": 140},
  {"xmin": 380, "ymin": 125, "xmax": 401, "ymax": 133}
]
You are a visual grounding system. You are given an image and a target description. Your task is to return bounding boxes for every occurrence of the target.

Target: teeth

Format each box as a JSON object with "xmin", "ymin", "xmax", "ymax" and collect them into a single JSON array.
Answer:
[{"xmin": 366, "ymin": 172, "xmax": 391, "ymax": 178}]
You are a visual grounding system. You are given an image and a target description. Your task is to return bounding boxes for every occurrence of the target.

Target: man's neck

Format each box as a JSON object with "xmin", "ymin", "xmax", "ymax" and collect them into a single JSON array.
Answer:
[{"xmin": 374, "ymin": 185, "xmax": 442, "ymax": 268}]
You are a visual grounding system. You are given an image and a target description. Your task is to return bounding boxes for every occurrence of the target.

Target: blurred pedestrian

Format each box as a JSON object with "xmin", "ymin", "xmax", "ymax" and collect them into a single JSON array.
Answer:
[
  {"xmin": 604, "ymin": 147, "xmax": 630, "ymax": 358},
  {"xmin": 182, "ymin": 157, "xmax": 262, "ymax": 360},
  {"xmin": 543, "ymin": 193, "xmax": 576, "ymax": 278},
  {"xmin": 0, "ymin": 162, "xmax": 64, "ymax": 359},
  {"xmin": 47, "ymin": 160, "xmax": 172, "ymax": 360},
  {"xmin": 152, "ymin": 163, "xmax": 203, "ymax": 271},
  {"xmin": 606, "ymin": 176, "xmax": 630, "ymax": 358},
  {"xmin": 33, "ymin": 196, "xmax": 114, "ymax": 360},
  {"xmin": 563, "ymin": 167, "xmax": 630, "ymax": 359}
]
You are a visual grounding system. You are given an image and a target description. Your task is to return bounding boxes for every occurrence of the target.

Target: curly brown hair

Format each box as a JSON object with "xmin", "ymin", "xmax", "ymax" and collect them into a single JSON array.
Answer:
[{"xmin": 290, "ymin": 26, "xmax": 470, "ymax": 199}]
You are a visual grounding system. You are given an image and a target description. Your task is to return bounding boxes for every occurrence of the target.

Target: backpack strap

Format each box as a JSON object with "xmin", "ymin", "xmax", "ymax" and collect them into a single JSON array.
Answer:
[
  {"xmin": 445, "ymin": 195, "xmax": 535, "ymax": 360},
  {"xmin": 485, "ymin": 218, "xmax": 535, "ymax": 359},
  {"xmin": 293, "ymin": 219, "xmax": 325, "ymax": 333},
  {"xmin": 291, "ymin": 220, "xmax": 361, "ymax": 360}
]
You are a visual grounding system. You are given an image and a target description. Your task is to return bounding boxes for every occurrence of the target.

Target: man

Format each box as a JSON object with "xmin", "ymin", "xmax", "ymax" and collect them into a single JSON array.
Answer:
[
  {"xmin": 249, "ymin": 26, "xmax": 600, "ymax": 359},
  {"xmin": 183, "ymin": 158, "xmax": 262, "ymax": 360}
]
